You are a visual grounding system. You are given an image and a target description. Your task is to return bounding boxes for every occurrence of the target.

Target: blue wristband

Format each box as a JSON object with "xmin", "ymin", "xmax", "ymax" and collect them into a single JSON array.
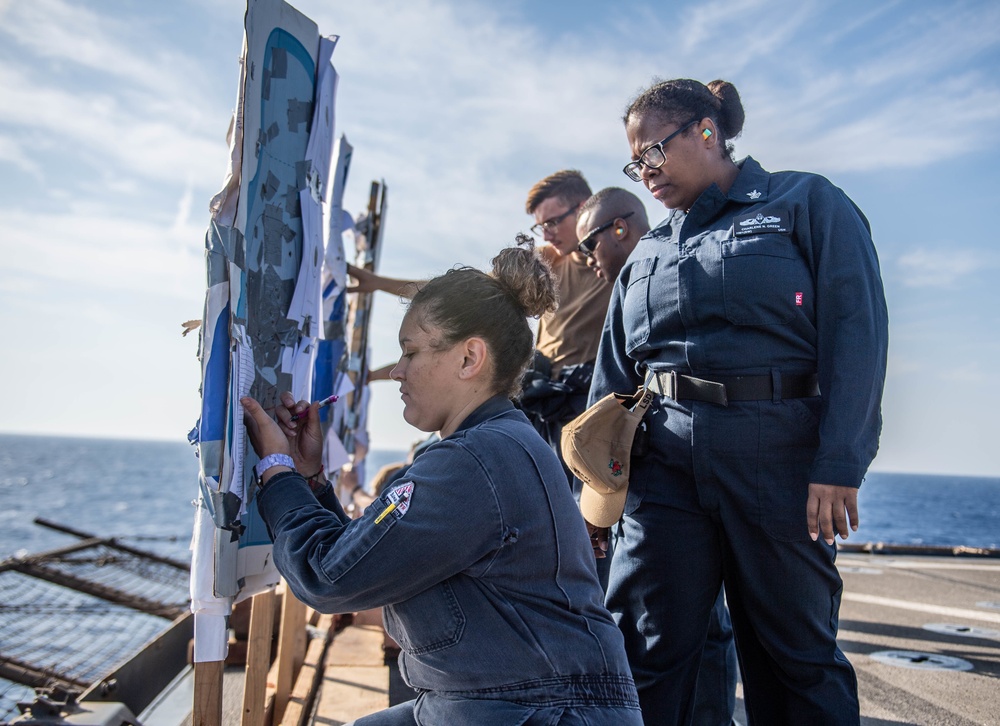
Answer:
[{"xmin": 255, "ymin": 453, "xmax": 295, "ymax": 481}]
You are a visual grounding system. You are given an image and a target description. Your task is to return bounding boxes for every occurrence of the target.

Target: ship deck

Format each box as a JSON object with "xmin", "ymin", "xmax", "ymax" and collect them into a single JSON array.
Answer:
[
  {"xmin": 301, "ymin": 550, "xmax": 1000, "ymax": 726},
  {"xmin": 133, "ymin": 549, "xmax": 1000, "ymax": 725},
  {"xmin": 831, "ymin": 551, "xmax": 1000, "ymax": 725}
]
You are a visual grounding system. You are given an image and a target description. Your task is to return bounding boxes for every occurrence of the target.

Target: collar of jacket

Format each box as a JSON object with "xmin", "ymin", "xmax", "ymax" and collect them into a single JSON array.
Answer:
[
  {"xmin": 685, "ymin": 156, "xmax": 771, "ymax": 227},
  {"xmin": 450, "ymin": 395, "xmax": 516, "ymax": 436}
]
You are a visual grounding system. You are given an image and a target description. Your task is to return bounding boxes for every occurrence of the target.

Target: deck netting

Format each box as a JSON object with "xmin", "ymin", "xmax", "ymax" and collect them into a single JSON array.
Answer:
[{"xmin": 0, "ymin": 543, "xmax": 190, "ymax": 722}]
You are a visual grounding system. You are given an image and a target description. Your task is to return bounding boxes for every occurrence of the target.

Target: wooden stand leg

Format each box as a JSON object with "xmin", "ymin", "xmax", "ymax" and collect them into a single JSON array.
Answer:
[
  {"xmin": 193, "ymin": 660, "xmax": 224, "ymax": 726},
  {"xmin": 242, "ymin": 589, "xmax": 277, "ymax": 726},
  {"xmin": 273, "ymin": 586, "xmax": 306, "ymax": 723}
]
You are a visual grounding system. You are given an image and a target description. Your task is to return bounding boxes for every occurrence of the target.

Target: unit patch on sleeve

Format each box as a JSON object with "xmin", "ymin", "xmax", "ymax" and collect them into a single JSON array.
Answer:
[
  {"xmin": 734, "ymin": 208, "xmax": 791, "ymax": 236},
  {"xmin": 373, "ymin": 481, "xmax": 414, "ymax": 524}
]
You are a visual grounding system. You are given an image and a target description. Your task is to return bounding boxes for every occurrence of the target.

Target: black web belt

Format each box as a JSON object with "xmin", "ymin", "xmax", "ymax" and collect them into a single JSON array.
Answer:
[{"xmin": 645, "ymin": 370, "xmax": 820, "ymax": 406}]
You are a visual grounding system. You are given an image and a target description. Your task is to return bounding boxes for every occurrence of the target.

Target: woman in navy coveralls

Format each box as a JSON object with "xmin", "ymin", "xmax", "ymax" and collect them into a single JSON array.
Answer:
[
  {"xmin": 243, "ymin": 240, "xmax": 641, "ymax": 725},
  {"xmin": 587, "ymin": 79, "xmax": 888, "ymax": 725}
]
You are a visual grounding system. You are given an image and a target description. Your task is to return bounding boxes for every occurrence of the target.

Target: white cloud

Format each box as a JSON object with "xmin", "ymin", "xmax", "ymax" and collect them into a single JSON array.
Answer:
[
  {"xmin": 750, "ymin": 74, "xmax": 1000, "ymax": 173},
  {"xmin": 886, "ymin": 354, "xmax": 922, "ymax": 376},
  {"xmin": 0, "ymin": 64, "xmax": 230, "ymax": 191},
  {"xmin": 0, "ymin": 0, "xmax": 237, "ymax": 200},
  {"xmin": 625, "ymin": 0, "xmax": 1000, "ymax": 174},
  {"xmin": 951, "ymin": 362, "xmax": 988, "ymax": 384},
  {"xmin": 0, "ymin": 0, "xmax": 227, "ymax": 107},
  {"xmin": 172, "ymin": 183, "xmax": 196, "ymax": 236},
  {"xmin": 897, "ymin": 248, "xmax": 981, "ymax": 288},
  {"xmin": 675, "ymin": 0, "xmax": 814, "ymax": 73},
  {"xmin": 0, "ymin": 134, "xmax": 43, "ymax": 179},
  {"xmin": 873, "ymin": 362, "xmax": 1000, "ymax": 476},
  {"xmin": 0, "ymin": 206, "xmax": 207, "ymax": 303}
]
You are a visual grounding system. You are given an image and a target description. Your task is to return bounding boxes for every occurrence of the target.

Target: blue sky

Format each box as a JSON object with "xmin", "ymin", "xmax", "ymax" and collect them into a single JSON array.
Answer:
[{"xmin": 0, "ymin": 0, "xmax": 997, "ymax": 476}]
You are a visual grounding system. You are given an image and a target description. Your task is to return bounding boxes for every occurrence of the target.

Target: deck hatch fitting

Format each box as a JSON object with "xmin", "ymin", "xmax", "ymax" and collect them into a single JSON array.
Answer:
[{"xmin": 869, "ymin": 650, "xmax": 974, "ymax": 671}]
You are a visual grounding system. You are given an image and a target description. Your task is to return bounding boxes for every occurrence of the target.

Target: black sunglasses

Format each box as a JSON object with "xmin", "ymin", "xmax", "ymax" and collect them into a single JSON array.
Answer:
[{"xmin": 578, "ymin": 212, "xmax": 635, "ymax": 257}]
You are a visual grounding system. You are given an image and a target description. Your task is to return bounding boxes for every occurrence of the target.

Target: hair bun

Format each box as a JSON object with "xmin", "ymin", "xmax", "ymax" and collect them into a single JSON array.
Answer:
[
  {"xmin": 707, "ymin": 80, "xmax": 745, "ymax": 139},
  {"xmin": 490, "ymin": 234, "xmax": 559, "ymax": 319}
]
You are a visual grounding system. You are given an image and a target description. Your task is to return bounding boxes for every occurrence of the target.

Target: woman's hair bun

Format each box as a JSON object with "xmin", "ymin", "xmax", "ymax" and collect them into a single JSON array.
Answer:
[
  {"xmin": 707, "ymin": 80, "xmax": 745, "ymax": 140},
  {"xmin": 490, "ymin": 233, "xmax": 558, "ymax": 319}
]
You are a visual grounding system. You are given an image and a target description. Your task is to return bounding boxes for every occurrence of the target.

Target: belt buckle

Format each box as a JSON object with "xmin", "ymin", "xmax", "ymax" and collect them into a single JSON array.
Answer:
[
  {"xmin": 644, "ymin": 369, "xmax": 677, "ymax": 399},
  {"xmin": 666, "ymin": 370, "xmax": 678, "ymax": 399}
]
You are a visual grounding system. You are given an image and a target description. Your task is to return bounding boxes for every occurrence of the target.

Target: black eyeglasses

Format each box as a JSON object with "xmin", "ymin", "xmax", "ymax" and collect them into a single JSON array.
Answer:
[
  {"xmin": 531, "ymin": 203, "xmax": 580, "ymax": 236},
  {"xmin": 577, "ymin": 212, "xmax": 634, "ymax": 257},
  {"xmin": 622, "ymin": 118, "xmax": 699, "ymax": 182}
]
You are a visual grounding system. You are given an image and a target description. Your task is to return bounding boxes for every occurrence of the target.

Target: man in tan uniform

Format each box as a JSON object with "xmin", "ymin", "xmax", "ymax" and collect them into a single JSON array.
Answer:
[
  {"xmin": 518, "ymin": 171, "xmax": 612, "ymax": 485},
  {"xmin": 526, "ymin": 170, "xmax": 611, "ymax": 375}
]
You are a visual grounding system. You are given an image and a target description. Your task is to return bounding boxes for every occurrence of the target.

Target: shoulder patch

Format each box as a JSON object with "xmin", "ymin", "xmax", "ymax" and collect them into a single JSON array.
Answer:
[
  {"xmin": 374, "ymin": 481, "xmax": 413, "ymax": 524},
  {"xmin": 735, "ymin": 208, "xmax": 791, "ymax": 236}
]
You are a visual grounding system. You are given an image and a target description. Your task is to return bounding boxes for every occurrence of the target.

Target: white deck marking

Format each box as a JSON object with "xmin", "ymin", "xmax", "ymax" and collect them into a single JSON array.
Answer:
[
  {"xmin": 839, "ymin": 557, "xmax": 1000, "ymax": 572},
  {"xmin": 843, "ymin": 592, "xmax": 1000, "ymax": 624}
]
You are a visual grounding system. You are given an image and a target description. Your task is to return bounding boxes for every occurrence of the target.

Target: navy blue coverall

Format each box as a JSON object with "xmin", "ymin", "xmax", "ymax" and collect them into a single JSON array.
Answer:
[
  {"xmin": 257, "ymin": 396, "xmax": 641, "ymax": 725},
  {"xmin": 590, "ymin": 157, "xmax": 888, "ymax": 725}
]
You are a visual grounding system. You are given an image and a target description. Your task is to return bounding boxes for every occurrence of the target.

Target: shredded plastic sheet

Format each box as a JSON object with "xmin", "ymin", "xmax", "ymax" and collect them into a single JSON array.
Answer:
[{"xmin": 189, "ymin": 0, "xmax": 358, "ymax": 662}]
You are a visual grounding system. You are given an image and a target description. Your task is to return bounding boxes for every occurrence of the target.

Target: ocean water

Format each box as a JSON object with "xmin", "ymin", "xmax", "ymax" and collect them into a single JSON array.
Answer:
[
  {"xmin": 1, "ymin": 433, "xmax": 997, "ymax": 558},
  {"xmin": 0, "ymin": 434, "xmax": 203, "ymax": 562},
  {"xmin": 0, "ymin": 433, "xmax": 997, "ymax": 718}
]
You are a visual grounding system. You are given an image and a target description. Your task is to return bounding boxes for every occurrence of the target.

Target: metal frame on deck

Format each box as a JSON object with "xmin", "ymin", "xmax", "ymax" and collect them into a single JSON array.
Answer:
[{"xmin": 0, "ymin": 519, "xmax": 191, "ymax": 723}]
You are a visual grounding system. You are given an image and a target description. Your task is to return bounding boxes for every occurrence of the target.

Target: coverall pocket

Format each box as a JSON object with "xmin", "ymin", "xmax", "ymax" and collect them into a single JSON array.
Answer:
[
  {"xmin": 722, "ymin": 235, "xmax": 804, "ymax": 326},
  {"xmin": 788, "ymin": 397, "xmax": 822, "ymax": 428},
  {"xmin": 383, "ymin": 580, "xmax": 466, "ymax": 655},
  {"xmin": 755, "ymin": 402, "xmax": 818, "ymax": 542},
  {"xmin": 623, "ymin": 257, "xmax": 655, "ymax": 353}
]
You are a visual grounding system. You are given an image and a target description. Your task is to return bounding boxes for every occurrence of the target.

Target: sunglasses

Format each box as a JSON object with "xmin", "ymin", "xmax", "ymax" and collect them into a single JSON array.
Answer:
[{"xmin": 578, "ymin": 212, "xmax": 634, "ymax": 257}]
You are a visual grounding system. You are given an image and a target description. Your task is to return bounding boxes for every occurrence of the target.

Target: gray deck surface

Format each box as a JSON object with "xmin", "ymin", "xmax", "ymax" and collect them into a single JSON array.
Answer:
[
  {"xmin": 835, "ymin": 552, "xmax": 1000, "ymax": 726},
  {"xmin": 186, "ymin": 552, "xmax": 1000, "ymax": 725},
  {"xmin": 302, "ymin": 551, "xmax": 1000, "ymax": 726},
  {"xmin": 732, "ymin": 552, "xmax": 1000, "ymax": 725}
]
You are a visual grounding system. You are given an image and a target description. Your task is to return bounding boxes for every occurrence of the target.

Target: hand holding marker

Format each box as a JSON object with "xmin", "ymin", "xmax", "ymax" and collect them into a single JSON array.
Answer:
[{"xmin": 290, "ymin": 393, "xmax": 339, "ymax": 421}]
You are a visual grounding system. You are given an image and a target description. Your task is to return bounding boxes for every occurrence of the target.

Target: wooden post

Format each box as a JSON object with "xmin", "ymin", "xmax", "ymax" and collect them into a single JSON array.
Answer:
[
  {"xmin": 279, "ymin": 613, "xmax": 335, "ymax": 726},
  {"xmin": 272, "ymin": 586, "xmax": 307, "ymax": 723},
  {"xmin": 337, "ymin": 181, "xmax": 387, "ymax": 464},
  {"xmin": 193, "ymin": 660, "xmax": 224, "ymax": 726},
  {"xmin": 241, "ymin": 589, "xmax": 277, "ymax": 726}
]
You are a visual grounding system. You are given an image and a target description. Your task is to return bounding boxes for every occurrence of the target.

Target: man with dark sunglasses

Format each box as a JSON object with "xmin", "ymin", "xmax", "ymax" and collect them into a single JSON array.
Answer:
[{"xmin": 574, "ymin": 188, "xmax": 650, "ymax": 282}]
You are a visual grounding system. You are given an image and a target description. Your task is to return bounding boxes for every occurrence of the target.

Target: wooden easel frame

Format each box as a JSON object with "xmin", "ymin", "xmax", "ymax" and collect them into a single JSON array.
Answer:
[{"xmin": 193, "ymin": 182, "xmax": 387, "ymax": 724}]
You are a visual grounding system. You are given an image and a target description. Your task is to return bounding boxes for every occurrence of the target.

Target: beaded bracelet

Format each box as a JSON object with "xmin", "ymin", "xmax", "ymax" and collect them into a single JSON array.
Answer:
[{"xmin": 304, "ymin": 465, "xmax": 325, "ymax": 492}]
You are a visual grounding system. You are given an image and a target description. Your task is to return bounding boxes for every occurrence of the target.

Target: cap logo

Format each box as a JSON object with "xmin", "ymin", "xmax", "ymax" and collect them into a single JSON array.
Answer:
[{"xmin": 608, "ymin": 459, "xmax": 624, "ymax": 477}]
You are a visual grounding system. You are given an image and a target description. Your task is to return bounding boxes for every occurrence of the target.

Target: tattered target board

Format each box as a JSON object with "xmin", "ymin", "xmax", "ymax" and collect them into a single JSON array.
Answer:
[{"xmin": 189, "ymin": 0, "xmax": 375, "ymax": 662}]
